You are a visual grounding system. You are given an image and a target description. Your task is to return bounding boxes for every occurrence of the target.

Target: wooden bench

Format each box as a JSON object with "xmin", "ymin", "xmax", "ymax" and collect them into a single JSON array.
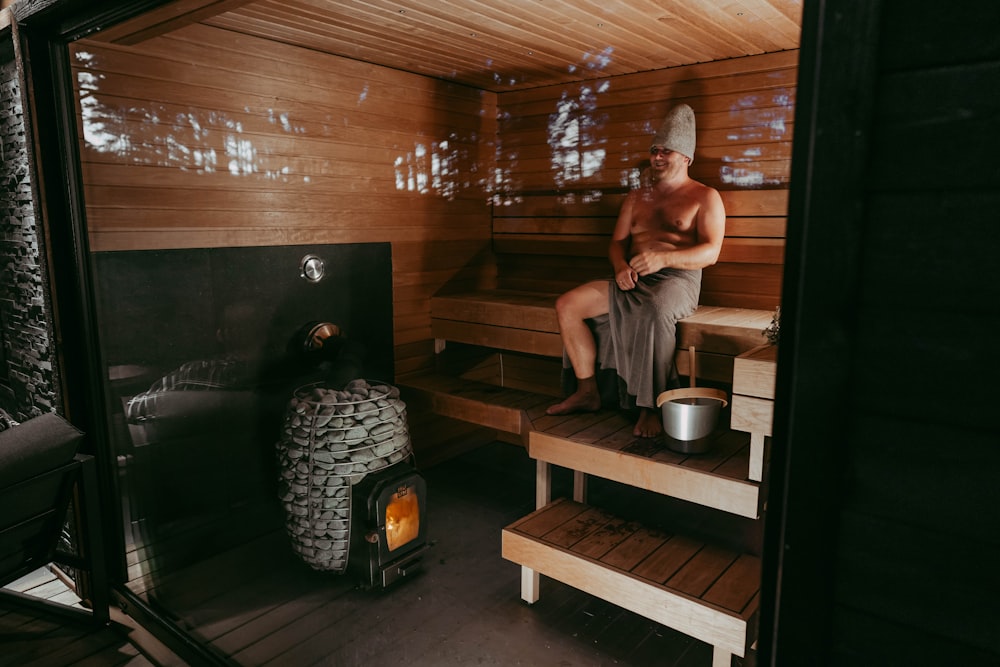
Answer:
[
  {"xmin": 732, "ymin": 344, "xmax": 779, "ymax": 483},
  {"xmin": 430, "ymin": 292, "xmax": 775, "ymax": 387},
  {"xmin": 503, "ymin": 498, "xmax": 760, "ymax": 667},
  {"xmin": 395, "ymin": 188, "xmax": 787, "ymax": 666},
  {"xmin": 401, "ymin": 187, "xmax": 786, "ymax": 666},
  {"xmin": 402, "ymin": 188, "xmax": 786, "ymax": 443},
  {"xmin": 502, "ymin": 410, "xmax": 765, "ymax": 666}
]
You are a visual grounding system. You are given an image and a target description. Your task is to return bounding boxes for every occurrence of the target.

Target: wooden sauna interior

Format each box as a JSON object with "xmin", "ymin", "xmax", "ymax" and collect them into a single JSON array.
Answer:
[
  {"xmin": 77, "ymin": 0, "xmax": 799, "ymax": 396},
  {"xmin": 65, "ymin": 1, "xmax": 801, "ymax": 664}
]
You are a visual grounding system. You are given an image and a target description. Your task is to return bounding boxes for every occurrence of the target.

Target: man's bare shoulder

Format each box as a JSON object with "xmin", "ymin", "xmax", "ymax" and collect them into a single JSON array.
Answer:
[{"xmin": 685, "ymin": 178, "xmax": 722, "ymax": 203}]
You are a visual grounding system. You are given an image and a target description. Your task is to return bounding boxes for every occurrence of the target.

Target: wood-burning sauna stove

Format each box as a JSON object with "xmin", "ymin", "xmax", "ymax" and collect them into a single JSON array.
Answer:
[
  {"xmin": 277, "ymin": 378, "xmax": 428, "ymax": 589},
  {"xmin": 349, "ymin": 462, "xmax": 428, "ymax": 588}
]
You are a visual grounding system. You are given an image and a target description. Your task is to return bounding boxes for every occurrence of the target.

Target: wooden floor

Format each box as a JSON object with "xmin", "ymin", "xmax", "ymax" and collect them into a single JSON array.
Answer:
[
  {"xmin": 4, "ymin": 440, "xmax": 757, "ymax": 666},
  {"xmin": 1, "ymin": 567, "xmax": 164, "ymax": 667}
]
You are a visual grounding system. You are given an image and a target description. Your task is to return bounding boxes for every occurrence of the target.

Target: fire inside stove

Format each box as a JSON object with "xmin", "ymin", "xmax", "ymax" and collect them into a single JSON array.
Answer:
[
  {"xmin": 350, "ymin": 463, "xmax": 428, "ymax": 588},
  {"xmin": 385, "ymin": 483, "xmax": 420, "ymax": 550}
]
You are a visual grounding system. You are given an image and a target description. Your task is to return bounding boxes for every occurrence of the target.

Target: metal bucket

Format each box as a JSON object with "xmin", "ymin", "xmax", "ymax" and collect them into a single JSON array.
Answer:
[{"xmin": 655, "ymin": 387, "xmax": 728, "ymax": 444}]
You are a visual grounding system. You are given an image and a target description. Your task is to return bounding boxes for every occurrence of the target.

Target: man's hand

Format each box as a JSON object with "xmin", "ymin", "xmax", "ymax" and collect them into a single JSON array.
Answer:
[
  {"xmin": 628, "ymin": 250, "xmax": 668, "ymax": 277},
  {"xmin": 615, "ymin": 266, "xmax": 639, "ymax": 290}
]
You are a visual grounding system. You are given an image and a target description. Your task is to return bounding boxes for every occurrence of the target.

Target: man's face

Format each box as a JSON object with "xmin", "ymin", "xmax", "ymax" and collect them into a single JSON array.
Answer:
[{"xmin": 649, "ymin": 146, "xmax": 689, "ymax": 174}]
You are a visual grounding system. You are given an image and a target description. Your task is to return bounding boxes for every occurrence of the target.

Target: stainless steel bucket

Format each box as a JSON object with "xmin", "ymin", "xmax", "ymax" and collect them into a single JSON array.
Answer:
[{"xmin": 655, "ymin": 387, "xmax": 728, "ymax": 442}]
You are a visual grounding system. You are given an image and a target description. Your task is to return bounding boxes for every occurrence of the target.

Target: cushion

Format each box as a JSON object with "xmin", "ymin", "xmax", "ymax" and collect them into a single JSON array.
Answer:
[{"xmin": 0, "ymin": 412, "xmax": 84, "ymax": 488}]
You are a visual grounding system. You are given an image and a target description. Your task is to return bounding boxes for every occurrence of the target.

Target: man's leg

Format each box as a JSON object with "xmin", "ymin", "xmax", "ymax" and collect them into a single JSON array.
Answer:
[
  {"xmin": 620, "ymin": 271, "xmax": 700, "ymax": 439},
  {"xmin": 546, "ymin": 280, "xmax": 609, "ymax": 416}
]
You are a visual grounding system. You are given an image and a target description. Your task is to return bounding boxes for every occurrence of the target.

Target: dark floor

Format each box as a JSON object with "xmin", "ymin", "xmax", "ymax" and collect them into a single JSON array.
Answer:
[
  {"xmin": 0, "ymin": 568, "xmax": 163, "ymax": 667},
  {"xmin": 3, "ymin": 440, "xmax": 756, "ymax": 666}
]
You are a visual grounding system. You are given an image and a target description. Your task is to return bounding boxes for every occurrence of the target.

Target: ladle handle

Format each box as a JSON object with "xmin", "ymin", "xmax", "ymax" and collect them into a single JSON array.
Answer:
[{"xmin": 689, "ymin": 346, "xmax": 697, "ymax": 388}]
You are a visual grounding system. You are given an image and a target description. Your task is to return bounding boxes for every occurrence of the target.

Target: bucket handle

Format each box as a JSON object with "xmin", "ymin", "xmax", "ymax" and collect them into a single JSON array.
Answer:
[{"xmin": 655, "ymin": 387, "xmax": 729, "ymax": 409}]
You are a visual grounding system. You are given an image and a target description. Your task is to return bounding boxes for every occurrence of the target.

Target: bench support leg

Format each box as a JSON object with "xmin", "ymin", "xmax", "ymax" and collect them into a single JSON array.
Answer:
[
  {"xmin": 749, "ymin": 432, "xmax": 765, "ymax": 482},
  {"xmin": 712, "ymin": 645, "xmax": 732, "ymax": 667},
  {"xmin": 573, "ymin": 470, "xmax": 587, "ymax": 503},
  {"xmin": 520, "ymin": 566, "xmax": 540, "ymax": 604},
  {"xmin": 535, "ymin": 460, "xmax": 551, "ymax": 509},
  {"xmin": 522, "ymin": 460, "xmax": 553, "ymax": 604}
]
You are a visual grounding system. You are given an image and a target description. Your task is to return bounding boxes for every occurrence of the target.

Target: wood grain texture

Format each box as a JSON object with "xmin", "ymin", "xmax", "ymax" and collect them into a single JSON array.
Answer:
[
  {"xmin": 502, "ymin": 498, "xmax": 759, "ymax": 656},
  {"xmin": 72, "ymin": 25, "xmax": 496, "ymax": 386},
  {"xmin": 71, "ymin": 27, "xmax": 794, "ymax": 465},
  {"xmin": 527, "ymin": 427, "xmax": 761, "ymax": 518},
  {"xmin": 180, "ymin": 0, "xmax": 803, "ymax": 92},
  {"xmin": 732, "ymin": 344, "xmax": 779, "ymax": 399}
]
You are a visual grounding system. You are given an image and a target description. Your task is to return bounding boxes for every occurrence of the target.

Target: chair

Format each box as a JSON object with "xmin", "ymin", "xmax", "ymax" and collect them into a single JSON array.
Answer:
[{"xmin": 0, "ymin": 412, "xmax": 109, "ymax": 624}]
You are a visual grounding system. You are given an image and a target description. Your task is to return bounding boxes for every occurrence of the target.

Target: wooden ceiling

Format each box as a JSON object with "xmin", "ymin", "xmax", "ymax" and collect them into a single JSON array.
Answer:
[{"xmin": 95, "ymin": 0, "xmax": 802, "ymax": 91}]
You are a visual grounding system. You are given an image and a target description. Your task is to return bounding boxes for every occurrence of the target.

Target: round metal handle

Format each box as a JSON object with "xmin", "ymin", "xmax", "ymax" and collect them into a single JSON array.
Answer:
[{"xmin": 300, "ymin": 254, "xmax": 325, "ymax": 283}]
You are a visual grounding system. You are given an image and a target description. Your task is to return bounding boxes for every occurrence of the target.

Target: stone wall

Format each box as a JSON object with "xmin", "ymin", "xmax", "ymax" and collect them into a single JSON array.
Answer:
[{"xmin": 0, "ymin": 54, "xmax": 59, "ymax": 420}]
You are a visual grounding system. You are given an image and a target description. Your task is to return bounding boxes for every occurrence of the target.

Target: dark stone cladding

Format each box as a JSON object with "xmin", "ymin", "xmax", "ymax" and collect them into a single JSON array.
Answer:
[{"xmin": 0, "ymin": 57, "xmax": 59, "ymax": 420}]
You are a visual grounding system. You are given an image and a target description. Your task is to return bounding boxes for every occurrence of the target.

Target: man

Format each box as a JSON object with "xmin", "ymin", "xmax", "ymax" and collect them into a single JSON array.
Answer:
[{"xmin": 546, "ymin": 104, "xmax": 726, "ymax": 438}]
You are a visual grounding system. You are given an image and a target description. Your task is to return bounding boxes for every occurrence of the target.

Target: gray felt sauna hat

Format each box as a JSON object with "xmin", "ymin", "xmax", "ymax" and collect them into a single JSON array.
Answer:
[{"xmin": 651, "ymin": 103, "xmax": 696, "ymax": 164}]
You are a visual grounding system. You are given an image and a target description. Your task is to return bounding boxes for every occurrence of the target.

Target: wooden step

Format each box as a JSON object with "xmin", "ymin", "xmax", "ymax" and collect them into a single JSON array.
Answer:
[
  {"xmin": 527, "ymin": 407, "xmax": 763, "ymax": 518},
  {"xmin": 502, "ymin": 498, "xmax": 759, "ymax": 662},
  {"xmin": 400, "ymin": 374, "xmax": 764, "ymax": 516},
  {"xmin": 398, "ymin": 373, "xmax": 552, "ymax": 439},
  {"xmin": 677, "ymin": 306, "xmax": 774, "ymax": 356}
]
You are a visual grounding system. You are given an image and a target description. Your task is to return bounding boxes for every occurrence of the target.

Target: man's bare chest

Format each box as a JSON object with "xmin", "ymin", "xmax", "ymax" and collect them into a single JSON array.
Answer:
[{"xmin": 632, "ymin": 196, "xmax": 700, "ymax": 234}]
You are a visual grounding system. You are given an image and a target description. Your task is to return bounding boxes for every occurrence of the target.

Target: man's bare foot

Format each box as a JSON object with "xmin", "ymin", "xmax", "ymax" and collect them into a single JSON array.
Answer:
[
  {"xmin": 633, "ymin": 407, "xmax": 663, "ymax": 438},
  {"xmin": 546, "ymin": 389, "xmax": 601, "ymax": 416}
]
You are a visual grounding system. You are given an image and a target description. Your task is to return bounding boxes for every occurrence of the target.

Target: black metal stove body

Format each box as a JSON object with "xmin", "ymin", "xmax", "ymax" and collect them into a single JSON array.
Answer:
[{"xmin": 349, "ymin": 462, "xmax": 428, "ymax": 588}]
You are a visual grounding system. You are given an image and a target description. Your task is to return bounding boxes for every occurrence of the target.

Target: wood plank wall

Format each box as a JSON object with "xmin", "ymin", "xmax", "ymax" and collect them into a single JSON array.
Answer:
[
  {"xmin": 493, "ymin": 50, "xmax": 797, "ymax": 310},
  {"xmin": 496, "ymin": 50, "xmax": 797, "ymax": 193},
  {"xmin": 71, "ymin": 23, "xmax": 497, "ymax": 380},
  {"xmin": 490, "ymin": 188, "xmax": 789, "ymax": 309}
]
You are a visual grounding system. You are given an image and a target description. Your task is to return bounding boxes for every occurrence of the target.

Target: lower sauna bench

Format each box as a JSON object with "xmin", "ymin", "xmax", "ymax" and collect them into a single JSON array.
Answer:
[{"xmin": 502, "ymin": 498, "xmax": 760, "ymax": 666}]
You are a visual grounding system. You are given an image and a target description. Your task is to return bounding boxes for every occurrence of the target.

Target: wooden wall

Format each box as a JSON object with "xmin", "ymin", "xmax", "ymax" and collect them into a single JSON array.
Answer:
[
  {"xmin": 72, "ymin": 35, "xmax": 796, "ymax": 378},
  {"xmin": 496, "ymin": 50, "xmax": 797, "ymax": 193},
  {"xmin": 71, "ymin": 23, "xmax": 496, "ymax": 380},
  {"xmin": 71, "ymin": 30, "xmax": 799, "ymax": 462},
  {"xmin": 493, "ymin": 50, "xmax": 797, "ymax": 310}
]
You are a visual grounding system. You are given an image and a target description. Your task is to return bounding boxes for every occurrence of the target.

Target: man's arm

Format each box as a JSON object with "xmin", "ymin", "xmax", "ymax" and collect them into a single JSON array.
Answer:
[
  {"xmin": 667, "ymin": 186, "xmax": 725, "ymax": 269},
  {"xmin": 609, "ymin": 192, "xmax": 638, "ymax": 286}
]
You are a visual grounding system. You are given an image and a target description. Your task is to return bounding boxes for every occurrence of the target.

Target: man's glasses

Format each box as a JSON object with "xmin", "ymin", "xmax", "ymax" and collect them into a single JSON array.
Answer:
[{"xmin": 649, "ymin": 147, "xmax": 672, "ymax": 156}]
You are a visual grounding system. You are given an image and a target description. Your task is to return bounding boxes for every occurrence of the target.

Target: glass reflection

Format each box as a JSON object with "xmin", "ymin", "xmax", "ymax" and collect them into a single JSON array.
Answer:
[{"xmin": 94, "ymin": 244, "xmax": 394, "ymax": 598}]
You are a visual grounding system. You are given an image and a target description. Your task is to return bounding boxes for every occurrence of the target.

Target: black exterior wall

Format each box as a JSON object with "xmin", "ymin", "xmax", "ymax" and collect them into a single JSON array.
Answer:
[
  {"xmin": 760, "ymin": 1, "xmax": 1000, "ymax": 665},
  {"xmin": 1, "ymin": 36, "xmax": 61, "ymax": 419}
]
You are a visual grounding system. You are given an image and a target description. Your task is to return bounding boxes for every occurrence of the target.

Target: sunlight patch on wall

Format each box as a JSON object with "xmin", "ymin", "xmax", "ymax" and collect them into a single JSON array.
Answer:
[
  {"xmin": 75, "ymin": 51, "xmax": 312, "ymax": 183},
  {"xmin": 548, "ymin": 82, "xmax": 610, "ymax": 189},
  {"xmin": 494, "ymin": 49, "xmax": 617, "ymax": 200},
  {"xmin": 620, "ymin": 166, "xmax": 644, "ymax": 190},
  {"xmin": 393, "ymin": 136, "xmax": 482, "ymax": 200},
  {"xmin": 719, "ymin": 90, "xmax": 795, "ymax": 187},
  {"xmin": 77, "ymin": 49, "xmax": 485, "ymax": 196},
  {"xmin": 554, "ymin": 189, "xmax": 606, "ymax": 206},
  {"xmin": 77, "ymin": 68, "xmax": 132, "ymax": 156}
]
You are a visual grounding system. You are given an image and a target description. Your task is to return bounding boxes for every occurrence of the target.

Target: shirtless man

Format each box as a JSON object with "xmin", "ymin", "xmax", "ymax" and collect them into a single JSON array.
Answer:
[{"xmin": 546, "ymin": 104, "xmax": 726, "ymax": 437}]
